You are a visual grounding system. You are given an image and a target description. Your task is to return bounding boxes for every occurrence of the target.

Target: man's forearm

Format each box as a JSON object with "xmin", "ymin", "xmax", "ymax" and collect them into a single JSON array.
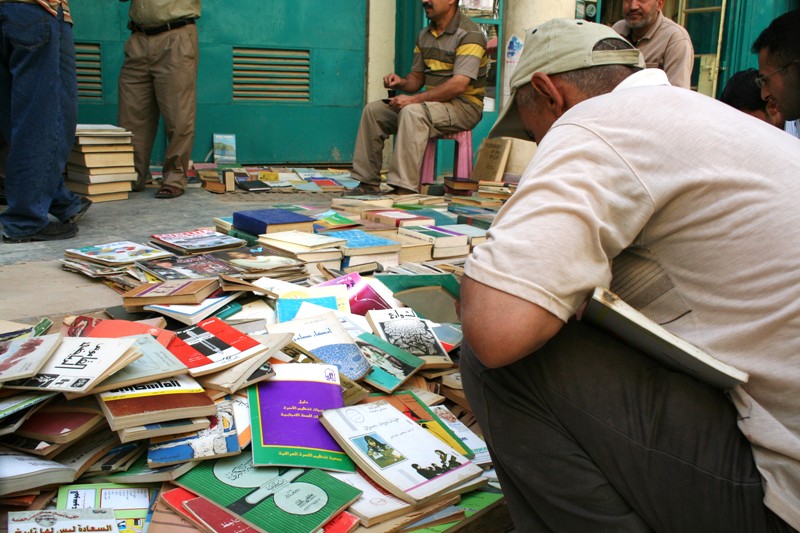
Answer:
[{"xmin": 409, "ymin": 75, "xmax": 470, "ymax": 104}]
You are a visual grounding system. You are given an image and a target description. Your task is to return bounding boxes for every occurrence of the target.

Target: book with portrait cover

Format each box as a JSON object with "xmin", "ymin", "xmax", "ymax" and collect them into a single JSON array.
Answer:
[
  {"xmin": 248, "ymin": 363, "xmax": 355, "ymax": 472},
  {"xmin": 319, "ymin": 400, "xmax": 482, "ymax": 505},
  {"xmin": 175, "ymin": 453, "xmax": 363, "ymax": 533}
]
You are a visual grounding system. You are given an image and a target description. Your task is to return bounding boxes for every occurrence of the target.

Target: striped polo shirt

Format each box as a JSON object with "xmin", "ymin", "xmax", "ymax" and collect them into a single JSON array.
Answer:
[
  {"xmin": 36, "ymin": 0, "xmax": 71, "ymax": 23},
  {"xmin": 412, "ymin": 11, "xmax": 488, "ymax": 110}
]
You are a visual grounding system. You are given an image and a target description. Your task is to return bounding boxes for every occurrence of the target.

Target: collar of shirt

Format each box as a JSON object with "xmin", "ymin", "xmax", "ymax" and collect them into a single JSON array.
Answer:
[
  {"xmin": 614, "ymin": 68, "xmax": 671, "ymax": 91},
  {"xmin": 428, "ymin": 9, "xmax": 462, "ymax": 38}
]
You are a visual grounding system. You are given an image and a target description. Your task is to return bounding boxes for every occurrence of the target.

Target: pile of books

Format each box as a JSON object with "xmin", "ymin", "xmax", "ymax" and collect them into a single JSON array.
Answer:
[{"xmin": 66, "ymin": 124, "xmax": 136, "ymax": 202}]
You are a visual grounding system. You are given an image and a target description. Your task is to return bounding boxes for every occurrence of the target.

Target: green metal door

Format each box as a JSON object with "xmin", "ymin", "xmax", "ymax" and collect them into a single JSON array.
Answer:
[{"xmin": 71, "ymin": 1, "xmax": 367, "ymax": 165}]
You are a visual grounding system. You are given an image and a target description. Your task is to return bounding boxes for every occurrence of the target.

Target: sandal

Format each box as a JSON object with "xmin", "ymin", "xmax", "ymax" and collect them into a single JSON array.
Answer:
[
  {"xmin": 154, "ymin": 185, "xmax": 185, "ymax": 199},
  {"xmin": 343, "ymin": 183, "xmax": 383, "ymax": 196}
]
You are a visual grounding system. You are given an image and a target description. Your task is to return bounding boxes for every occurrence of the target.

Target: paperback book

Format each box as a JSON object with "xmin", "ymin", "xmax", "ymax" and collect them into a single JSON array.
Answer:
[
  {"xmin": 0, "ymin": 333, "xmax": 62, "ymax": 385},
  {"xmin": 175, "ymin": 454, "xmax": 363, "ymax": 533},
  {"xmin": 319, "ymin": 400, "xmax": 482, "ymax": 505},
  {"xmin": 366, "ymin": 308, "xmax": 453, "ymax": 369},
  {"xmin": 248, "ymin": 363, "xmax": 355, "ymax": 472},
  {"xmin": 65, "ymin": 240, "xmax": 172, "ymax": 266},
  {"xmin": 135, "ymin": 254, "xmax": 241, "ymax": 281},
  {"xmin": 356, "ymin": 333, "xmax": 424, "ymax": 394},
  {"xmin": 143, "ymin": 290, "xmax": 244, "ymax": 326},
  {"xmin": 151, "ymin": 228, "xmax": 246, "ymax": 254},
  {"xmin": 7, "ymin": 509, "xmax": 120, "ymax": 533},
  {"xmin": 122, "ymin": 279, "xmax": 222, "ymax": 311}
]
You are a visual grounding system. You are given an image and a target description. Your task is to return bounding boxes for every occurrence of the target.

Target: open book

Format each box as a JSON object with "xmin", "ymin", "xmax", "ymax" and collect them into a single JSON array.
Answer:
[{"xmin": 580, "ymin": 288, "xmax": 748, "ymax": 389}]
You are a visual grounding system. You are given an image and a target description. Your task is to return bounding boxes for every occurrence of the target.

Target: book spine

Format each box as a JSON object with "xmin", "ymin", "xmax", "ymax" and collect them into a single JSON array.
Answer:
[
  {"xmin": 456, "ymin": 215, "xmax": 492, "ymax": 230},
  {"xmin": 397, "ymin": 227, "xmax": 437, "ymax": 244}
]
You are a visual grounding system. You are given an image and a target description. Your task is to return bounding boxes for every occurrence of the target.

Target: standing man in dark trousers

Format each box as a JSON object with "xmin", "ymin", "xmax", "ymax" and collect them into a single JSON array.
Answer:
[
  {"xmin": 117, "ymin": 0, "xmax": 200, "ymax": 199},
  {"xmin": 0, "ymin": 0, "xmax": 90, "ymax": 242}
]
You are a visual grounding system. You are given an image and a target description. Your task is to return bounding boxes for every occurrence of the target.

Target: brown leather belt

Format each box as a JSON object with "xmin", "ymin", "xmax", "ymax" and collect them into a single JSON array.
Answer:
[{"xmin": 128, "ymin": 17, "xmax": 195, "ymax": 36}]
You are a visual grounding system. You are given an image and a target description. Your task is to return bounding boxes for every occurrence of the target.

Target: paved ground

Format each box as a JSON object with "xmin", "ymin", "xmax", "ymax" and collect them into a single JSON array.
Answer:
[{"xmin": 0, "ymin": 186, "xmax": 339, "ymax": 321}]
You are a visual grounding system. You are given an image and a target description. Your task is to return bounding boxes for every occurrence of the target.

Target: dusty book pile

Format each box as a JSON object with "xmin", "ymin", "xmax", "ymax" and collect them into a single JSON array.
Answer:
[{"xmin": 65, "ymin": 124, "xmax": 136, "ymax": 203}]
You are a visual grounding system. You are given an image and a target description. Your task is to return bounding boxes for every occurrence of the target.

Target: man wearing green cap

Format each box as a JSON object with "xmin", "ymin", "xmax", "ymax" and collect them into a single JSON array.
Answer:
[{"xmin": 459, "ymin": 18, "xmax": 800, "ymax": 532}]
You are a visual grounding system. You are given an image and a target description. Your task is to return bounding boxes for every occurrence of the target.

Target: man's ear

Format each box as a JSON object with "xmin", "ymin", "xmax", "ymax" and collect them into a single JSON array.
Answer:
[{"xmin": 531, "ymin": 72, "xmax": 566, "ymax": 116}]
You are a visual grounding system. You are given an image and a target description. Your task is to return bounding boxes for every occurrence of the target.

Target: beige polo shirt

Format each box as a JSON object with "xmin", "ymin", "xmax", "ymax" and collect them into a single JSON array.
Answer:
[{"xmin": 613, "ymin": 11, "xmax": 694, "ymax": 88}]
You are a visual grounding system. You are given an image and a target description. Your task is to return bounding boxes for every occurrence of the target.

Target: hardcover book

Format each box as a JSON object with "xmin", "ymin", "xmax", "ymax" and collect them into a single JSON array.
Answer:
[
  {"xmin": 4, "ymin": 337, "xmax": 142, "ymax": 394},
  {"xmin": 365, "ymin": 308, "xmax": 453, "ymax": 369},
  {"xmin": 248, "ymin": 363, "xmax": 355, "ymax": 472},
  {"xmin": 97, "ymin": 373, "xmax": 218, "ymax": 431},
  {"xmin": 150, "ymin": 228, "xmax": 246, "ymax": 254},
  {"xmin": 65, "ymin": 241, "xmax": 172, "ymax": 266},
  {"xmin": 168, "ymin": 317, "xmax": 269, "ymax": 377},
  {"xmin": 175, "ymin": 454, "xmax": 363, "ymax": 533},
  {"xmin": 266, "ymin": 312, "xmax": 372, "ymax": 380},
  {"xmin": 135, "ymin": 254, "xmax": 241, "ymax": 281},
  {"xmin": 0, "ymin": 333, "xmax": 62, "ymax": 385},
  {"xmin": 580, "ymin": 287, "xmax": 749, "ymax": 388},
  {"xmin": 319, "ymin": 400, "xmax": 482, "ymax": 505},
  {"xmin": 232, "ymin": 208, "xmax": 316, "ymax": 236},
  {"xmin": 364, "ymin": 210, "xmax": 437, "ymax": 228},
  {"xmin": 147, "ymin": 397, "xmax": 240, "ymax": 467}
]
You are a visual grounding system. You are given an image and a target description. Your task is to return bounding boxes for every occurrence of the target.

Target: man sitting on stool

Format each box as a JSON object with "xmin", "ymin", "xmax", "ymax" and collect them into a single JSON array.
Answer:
[{"xmin": 349, "ymin": 0, "xmax": 487, "ymax": 195}]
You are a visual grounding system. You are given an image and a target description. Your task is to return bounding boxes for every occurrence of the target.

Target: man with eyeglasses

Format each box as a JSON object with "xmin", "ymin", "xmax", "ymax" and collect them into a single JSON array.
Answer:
[{"xmin": 753, "ymin": 10, "xmax": 800, "ymax": 137}]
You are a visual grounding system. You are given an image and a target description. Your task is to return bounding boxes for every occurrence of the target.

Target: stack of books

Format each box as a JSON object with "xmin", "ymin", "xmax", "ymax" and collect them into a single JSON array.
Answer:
[
  {"xmin": 66, "ymin": 124, "xmax": 136, "ymax": 202},
  {"xmin": 324, "ymin": 229, "xmax": 403, "ymax": 270},
  {"xmin": 397, "ymin": 225, "xmax": 471, "ymax": 259}
]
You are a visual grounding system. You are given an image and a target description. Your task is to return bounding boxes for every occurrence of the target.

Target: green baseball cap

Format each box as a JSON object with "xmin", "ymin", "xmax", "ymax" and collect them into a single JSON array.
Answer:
[{"xmin": 490, "ymin": 18, "xmax": 645, "ymax": 139}]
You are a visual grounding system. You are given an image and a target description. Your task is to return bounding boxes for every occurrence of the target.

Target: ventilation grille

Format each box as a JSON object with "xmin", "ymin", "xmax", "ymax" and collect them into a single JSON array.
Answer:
[
  {"xmin": 75, "ymin": 42, "xmax": 102, "ymax": 100},
  {"xmin": 233, "ymin": 48, "xmax": 310, "ymax": 102}
]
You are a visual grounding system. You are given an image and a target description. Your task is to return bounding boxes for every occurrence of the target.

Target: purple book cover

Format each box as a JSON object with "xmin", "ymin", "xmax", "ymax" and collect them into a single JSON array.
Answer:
[{"xmin": 248, "ymin": 363, "xmax": 355, "ymax": 472}]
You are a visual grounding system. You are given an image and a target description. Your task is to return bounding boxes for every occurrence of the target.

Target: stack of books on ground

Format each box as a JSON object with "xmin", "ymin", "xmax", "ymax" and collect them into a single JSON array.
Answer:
[
  {"xmin": 66, "ymin": 124, "xmax": 136, "ymax": 202},
  {"xmin": 476, "ymin": 180, "xmax": 517, "ymax": 203}
]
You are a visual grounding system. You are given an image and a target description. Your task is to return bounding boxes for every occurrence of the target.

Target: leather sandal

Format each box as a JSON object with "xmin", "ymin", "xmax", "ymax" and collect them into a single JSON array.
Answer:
[{"xmin": 154, "ymin": 185, "xmax": 185, "ymax": 199}]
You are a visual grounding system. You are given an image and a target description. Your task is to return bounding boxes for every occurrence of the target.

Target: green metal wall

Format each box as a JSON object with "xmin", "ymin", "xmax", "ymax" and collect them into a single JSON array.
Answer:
[{"xmin": 72, "ymin": 1, "xmax": 367, "ymax": 165}]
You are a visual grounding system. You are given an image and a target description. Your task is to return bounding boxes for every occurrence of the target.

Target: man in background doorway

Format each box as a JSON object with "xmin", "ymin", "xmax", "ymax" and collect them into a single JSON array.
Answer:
[
  {"xmin": 117, "ymin": 0, "xmax": 201, "ymax": 199},
  {"xmin": 752, "ymin": 9, "xmax": 800, "ymax": 139},
  {"xmin": 349, "ymin": 0, "xmax": 487, "ymax": 195},
  {"xmin": 612, "ymin": 0, "xmax": 693, "ymax": 88}
]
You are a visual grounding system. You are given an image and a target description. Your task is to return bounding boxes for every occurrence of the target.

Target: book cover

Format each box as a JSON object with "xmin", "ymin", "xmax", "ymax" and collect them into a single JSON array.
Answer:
[
  {"xmin": 266, "ymin": 312, "xmax": 372, "ymax": 380},
  {"xmin": 397, "ymin": 226, "xmax": 469, "ymax": 248},
  {"xmin": 317, "ymin": 272, "xmax": 393, "ymax": 316},
  {"xmin": 97, "ymin": 374, "xmax": 218, "ymax": 431},
  {"xmin": 213, "ymin": 133, "xmax": 237, "ymax": 164},
  {"xmin": 319, "ymin": 401, "xmax": 482, "ymax": 505},
  {"xmin": 151, "ymin": 228, "xmax": 246, "ymax": 253},
  {"xmin": 365, "ymin": 308, "xmax": 453, "ymax": 369},
  {"xmin": 259, "ymin": 230, "xmax": 347, "ymax": 250},
  {"xmin": 65, "ymin": 241, "xmax": 173, "ymax": 266},
  {"xmin": 325, "ymin": 229, "xmax": 402, "ymax": 256},
  {"xmin": 182, "ymin": 492, "xmax": 260, "ymax": 532},
  {"xmin": 4, "ymin": 337, "xmax": 141, "ymax": 394},
  {"xmin": 118, "ymin": 417, "xmax": 210, "ymax": 444},
  {"xmin": 175, "ymin": 454, "xmax": 363, "ymax": 533},
  {"xmin": 14, "ymin": 396, "xmax": 105, "ymax": 444},
  {"xmin": 122, "ymin": 279, "xmax": 222, "ymax": 309},
  {"xmin": 147, "ymin": 397, "xmax": 240, "ymax": 467},
  {"xmin": 7, "ymin": 509, "xmax": 120, "ymax": 533},
  {"xmin": 249, "ymin": 363, "xmax": 355, "ymax": 472},
  {"xmin": 135, "ymin": 254, "xmax": 241, "ymax": 281},
  {"xmin": 329, "ymin": 468, "xmax": 415, "ymax": 527},
  {"xmin": 168, "ymin": 317, "xmax": 268, "ymax": 377},
  {"xmin": 56, "ymin": 482, "xmax": 157, "ymax": 521},
  {"xmin": 430, "ymin": 405, "xmax": 491, "ymax": 465},
  {"xmin": 580, "ymin": 287, "xmax": 749, "ymax": 388},
  {"xmin": 360, "ymin": 391, "xmax": 473, "ymax": 458},
  {"xmin": 276, "ymin": 296, "xmax": 339, "ymax": 323},
  {"xmin": 0, "ymin": 333, "xmax": 62, "ymax": 384},
  {"xmin": 232, "ymin": 208, "xmax": 317, "ymax": 236},
  {"xmin": 0, "ymin": 449, "xmax": 77, "ymax": 496},
  {"xmin": 65, "ymin": 314, "xmax": 176, "ymax": 348},
  {"xmin": 355, "ymin": 333, "xmax": 424, "ymax": 394},
  {"xmin": 471, "ymin": 137, "xmax": 512, "ymax": 182},
  {"xmin": 209, "ymin": 247, "xmax": 305, "ymax": 273},
  {"xmin": 365, "ymin": 210, "xmax": 437, "ymax": 228}
]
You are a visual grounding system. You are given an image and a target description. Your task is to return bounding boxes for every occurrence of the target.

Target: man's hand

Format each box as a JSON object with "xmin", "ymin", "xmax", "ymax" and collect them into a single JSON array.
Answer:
[
  {"xmin": 387, "ymin": 94, "xmax": 417, "ymax": 111},
  {"xmin": 383, "ymin": 73, "xmax": 404, "ymax": 90}
]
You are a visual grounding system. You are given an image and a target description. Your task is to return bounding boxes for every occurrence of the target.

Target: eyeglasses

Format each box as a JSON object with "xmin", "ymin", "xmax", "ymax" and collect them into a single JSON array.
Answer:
[{"xmin": 755, "ymin": 65, "xmax": 790, "ymax": 89}]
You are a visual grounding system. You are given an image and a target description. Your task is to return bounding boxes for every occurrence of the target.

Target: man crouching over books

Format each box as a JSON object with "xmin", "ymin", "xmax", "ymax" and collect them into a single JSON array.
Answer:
[{"xmin": 458, "ymin": 18, "xmax": 800, "ymax": 533}]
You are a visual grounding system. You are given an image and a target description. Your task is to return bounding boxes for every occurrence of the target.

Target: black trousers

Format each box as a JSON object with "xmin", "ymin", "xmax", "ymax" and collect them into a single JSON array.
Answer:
[{"xmin": 460, "ymin": 320, "xmax": 794, "ymax": 532}]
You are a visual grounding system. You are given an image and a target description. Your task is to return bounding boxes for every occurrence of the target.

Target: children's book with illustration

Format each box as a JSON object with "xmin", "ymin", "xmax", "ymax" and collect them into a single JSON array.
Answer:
[
  {"xmin": 248, "ymin": 363, "xmax": 355, "ymax": 472},
  {"xmin": 319, "ymin": 400, "xmax": 482, "ymax": 505},
  {"xmin": 266, "ymin": 312, "xmax": 372, "ymax": 380},
  {"xmin": 4, "ymin": 337, "xmax": 141, "ymax": 394},
  {"xmin": 168, "ymin": 317, "xmax": 268, "ymax": 377},
  {"xmin": 366, "ymin": 308, "xmax": 453, "ymax": 369},
  {"xmin": 175, "ymin": 453, "xmax": 363, "ymax": 533}
]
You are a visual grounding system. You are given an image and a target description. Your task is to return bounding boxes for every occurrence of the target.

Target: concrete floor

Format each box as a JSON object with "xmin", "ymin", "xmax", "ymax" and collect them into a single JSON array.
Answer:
[{"xmin": 0, "ymin": 186, "xmax": 338, "ymax": 322}]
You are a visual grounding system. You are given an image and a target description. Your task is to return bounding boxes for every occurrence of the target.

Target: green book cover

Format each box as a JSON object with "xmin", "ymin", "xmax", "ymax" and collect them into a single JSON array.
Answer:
[
  {"xmin": 414, "ymin": 490, "xmax": 505, "ymax": 532},
  {"xmin": 175, "ymin": 454, "xmax": 362, "ymax": 533}
]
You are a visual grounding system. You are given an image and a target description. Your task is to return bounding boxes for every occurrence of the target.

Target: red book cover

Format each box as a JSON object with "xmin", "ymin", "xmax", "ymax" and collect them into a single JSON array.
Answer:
[
  {"xmin": 66, "ymin": 315, "xmax": 176, "ymax": 347},
  {"xmin": 183, "ymin": 494, "xmax": 259, "ymax": 533},
  {"xmin": 168, "ymin": 317, "xmax": 266, "ymax": 377},
  {"xmin": 322, "ymin": 511, "xmax": 360, "ymax": 533},
  {"xmin": 160, "ymin": 486, "xmax": 201, "ymax": 522}
]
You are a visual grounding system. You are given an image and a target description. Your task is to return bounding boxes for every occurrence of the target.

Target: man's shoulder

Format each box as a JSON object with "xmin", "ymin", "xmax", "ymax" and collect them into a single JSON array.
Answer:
[{"xmin": 656, "ymin": 14, "xmax": 691, "ymax": 40}]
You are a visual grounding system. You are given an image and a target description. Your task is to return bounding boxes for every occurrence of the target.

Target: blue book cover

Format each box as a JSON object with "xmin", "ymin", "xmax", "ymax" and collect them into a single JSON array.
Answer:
[
  {"xmin": 325, "ymin": 229, "xmax": 401, "ymax": 254},
  {"xmin": 275, "ymin": 296, "xmax": 338, "ymax": 323},
  {"xmin": 232, "ymin": 208, "xmax": 316, "ymax": 236}
]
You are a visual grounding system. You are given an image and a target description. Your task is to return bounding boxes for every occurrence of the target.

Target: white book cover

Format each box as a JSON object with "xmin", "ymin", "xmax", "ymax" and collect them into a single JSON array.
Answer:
[
  {"xmin": 0, "ymin": 333, "xmax": 62, "ymax": 384},
  {"xmin": 267, "ymin": 312, "xmax": 371, "ymax": 380},
  {"xmin": 429, "ymin": 405, "xmax": 492, "ymax": 465},
  {"xmin": 259, "ymin": 230, "xmax": 346, "ymax": 249},
  {"xmin": 319, "ymin": 400, "xmax": 482, "ymax": 505},
  {"xmin": 4, "ymin": 337, "xmax": 140, "ymax": 393},
  {"xmin": 7, "ymin": 508, "xmax": 120, "ymax": 533},
  {"xmin": 365, "ymin": 308, "xmax": 452, "ymax": 368}
]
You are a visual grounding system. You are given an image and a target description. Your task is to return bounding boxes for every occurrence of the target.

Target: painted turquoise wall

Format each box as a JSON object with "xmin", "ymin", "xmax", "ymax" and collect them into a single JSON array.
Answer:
[{"xmin": 71, "ymin": 1, "xmax": 367, "ymax": 165}]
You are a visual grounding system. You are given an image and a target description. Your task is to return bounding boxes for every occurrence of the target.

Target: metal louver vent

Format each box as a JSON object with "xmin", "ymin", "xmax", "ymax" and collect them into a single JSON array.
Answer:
[
  {"xmin": 233, "ymin": 47, "xmax": 310, "ymax": 102},
  {"xmin": 75, "ymin": 42, "xmax": 102, "ymax": 100}
]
